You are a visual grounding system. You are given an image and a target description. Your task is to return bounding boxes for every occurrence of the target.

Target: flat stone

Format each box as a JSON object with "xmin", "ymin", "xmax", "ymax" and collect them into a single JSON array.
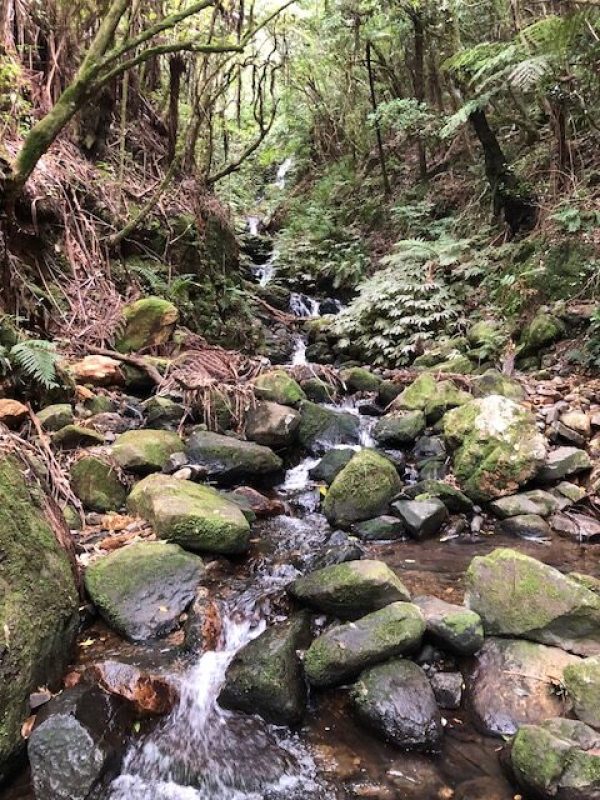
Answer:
[
  {"xmin": 353, "ymin": 515, "xmax": 406, "ymax": 541},
  {"xmin": 414, "ymin": 595, "xmax": 484, "ymax": 655},
  {"xmin": 391, "ymin": 498, "xmax": 448, "ymax": 540},
  {"xmin": 112, "ymin": 429, "xmax": 183, "ymax": 474},
  {"xmin": 497, "ymin": 514, "xmax": 552, "ymax": 539},
  {"xmin": 89, "ymin": 661, "xmax": 178, "ymax": 715},
  {"xmin": 186, "ymin": 429, "xmax": 283, "ymax": 484},
  {"xmin": 537, "ymin": 446, "xmax": 592, "ymax": 483},
  {"xmin": 489, "ymin": 489, "xmax": 561, "ymax": 518}
]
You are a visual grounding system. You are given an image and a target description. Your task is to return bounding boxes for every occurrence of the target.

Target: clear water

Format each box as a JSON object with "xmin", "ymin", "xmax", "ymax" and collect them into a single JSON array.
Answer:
[{"xmin": 275, "ymin": 158, "xmax": 294, "ymax": 190}]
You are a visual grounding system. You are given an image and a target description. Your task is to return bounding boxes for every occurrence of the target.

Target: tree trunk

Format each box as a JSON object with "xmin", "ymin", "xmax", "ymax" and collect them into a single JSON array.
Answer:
[
  {"xmin": 410, "ymin": 11, "xmax": 427, "ymax": 180},
  {"xmin": 168, "ymin": 55, "xmax": 185, "ymax": 163},
  {"xmin": 366, "ymin": 42, "xmax": 391, "ymax": 197}
]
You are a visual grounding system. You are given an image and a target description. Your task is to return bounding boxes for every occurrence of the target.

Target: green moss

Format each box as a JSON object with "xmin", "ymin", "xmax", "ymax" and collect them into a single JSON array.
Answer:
[
  {"xmin": 116, "ymin": 297, "xmax": 179, "ymax": 353},
  {"xmin": 393, "ymin": 373, "xmax": 437, "ymax": 411},
  {"xmin": 254, "ymin": 370, "xmax": 306, "ymax": 407},
  {"xmin": 112, "ymin": 429, "xmax": 183, "ymax": 474},
  {"xmin": 297, "ymin": 401, "xmax": 359, "ymax": 452},
  {"xmin": 339, "ymin": 367, "xmax": 381, "ymax": 393},
  {"xmin": 70, "ymin": 456, "xmax": 127, "ymax": 513},
  {"xmin": 511, "ymin": 725, "xmax": 565, "ymax": 789}
]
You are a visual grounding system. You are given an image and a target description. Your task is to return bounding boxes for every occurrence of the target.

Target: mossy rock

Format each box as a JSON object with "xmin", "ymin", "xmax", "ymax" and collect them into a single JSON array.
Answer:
[
  {"xmin": 297, "ymin": 401, "xmax": 360, "ymax": 454},
  {"xmin": 412, "ymin": 337, "xmax": 468, "ymax": 369},
  {"xmin": 377, "ymin": 379, "xmax": 403, "ymax": 407},
  {"xmin": 373, "ymin": 411, "xmax": 425, "ymax": 446},
  {"xmin": 443, "ymin": 395, "xmax": 547, "ymax": 502},
  {"xmin": 465, "ymin": 548, "xmax": 600, "ymax": 656},
  {"xmin": 112, "ymin": 429, "xmax": 183, "ymax": 474},
  {"xmin": 116, "ymin": 297, "xmax": 179, "ymax": 353},
  {"xmin": 128, "ymin": 474, "xmax": 251, "ymax": 555},
  {"xmin": 37, "ymin": 404, "xmax": 74, "ymax": 432},
  {"xmin": 142, "ymin": 396, "xmax": 185, "ymax": 429},
  {"xmin": 0, "ymin": 457, "xmax": 79, "ymax": 781},
  {"xmin": 84, "ymin": 541, "xmax": 203, "ymax": 642},
  {"xmin": 563, "ymin": 657, "xmax": 600, "ymax": 729},
  {"xmin": 339, "ymin": 367, "xmax": 381, "ymax": 394},
  {"xmin": 400, "ymin": 480, "xmax": 473, "ymax": 513},
  {"xmin": 391, "ymin": 374, "xmax": 437, "ymax": 412},
  {"xmin": 185, "ymin": 430, "xmax": 282, "ymax": 484},
  {"xmin": 423, "ymin": 381, "xmax": 471, "ymax": 423},
  {"xmin": 414, "ymin": 595, "xmax": 484, "ymax": 655},
  {"xmin": 301, "ymin": 378, "xmax": 334, "ymax": 403},
  {"xmin": 70, "ymin": 456, "xmax": 127, "ymax": 513},
  {"xmin": 323, "ymin": 450, "xmax": 401, "ymax": 528},
  {"xmin": 518, "ymin": 312, "xmax": 565, "ymax": 355},
  {"xmin": 429, "ymin": 354, "xmax": 473, "ymax": 375},
  {"xmin": 289, "ymin": 559, "xmax": 410, "ymax": 619},
  {"xmin": 471, "ymin": 369, "xmax": 525, "ymax": 401},
  {"xmin": 254, "ymin": 370, "xmax": 306, "ymax": 407},
  {"xmin": 52, "ymin": 425, "xmax": 105, "ymax": 450}
]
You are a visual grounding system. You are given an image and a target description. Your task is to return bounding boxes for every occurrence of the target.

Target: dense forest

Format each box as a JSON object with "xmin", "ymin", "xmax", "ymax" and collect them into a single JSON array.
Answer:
[{"xmin": 0, "ymin": 1, "xmax": 600, "ymax": 799}]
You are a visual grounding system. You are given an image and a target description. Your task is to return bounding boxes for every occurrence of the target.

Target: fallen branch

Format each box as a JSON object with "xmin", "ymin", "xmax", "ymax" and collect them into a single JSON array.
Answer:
[{"xmin": 87, "ymin": 345, "xmax": 163, "ymax": 385}]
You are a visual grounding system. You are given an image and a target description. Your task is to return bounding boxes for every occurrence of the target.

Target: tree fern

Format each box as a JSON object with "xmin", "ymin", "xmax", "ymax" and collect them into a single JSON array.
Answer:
[{"xmin": 10, "ymin": 340, "xmax": 60, "ymax": 389}]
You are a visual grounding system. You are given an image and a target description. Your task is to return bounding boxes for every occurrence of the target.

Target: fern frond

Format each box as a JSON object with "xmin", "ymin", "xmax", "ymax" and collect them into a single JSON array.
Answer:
[{"xmin": 10, "ymin": 340, "xmax": 60, "ymax": 389}]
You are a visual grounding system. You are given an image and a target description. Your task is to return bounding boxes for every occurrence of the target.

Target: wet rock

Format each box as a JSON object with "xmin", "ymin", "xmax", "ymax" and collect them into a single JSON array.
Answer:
[
  {"xmin": 323, "ymin": 450, "xmax": 401, "ymax": 528},
  {"xmin": 70, "ymin": 355, "xmax": 123, "ymax": 386},
  {"xmin": 186, "ymin": 429, "xmax": 283, "ymax": 484},
  {"xmin": 443, "ymin": 395, "xmax": 547, "ymax": 501},
  {"xmin": 297, "ymin": 401, "xmax": 360, "ymax": 454},
  {"xmin": 465, "ymin": 548, "xmax": 600, "ymax": 655},
  {"xmin": 310, "ymin": 531, "xmax": 364, "ymax": 569},
  {"xmin": 391, "ymin": 498, "xmax": 448, "ymax": 540},
  {"xmin": 414, "ymin": 596, "xmax": 484, "ymax": 655},
  {"xmin": 229, "ymin": 486, "xmax": 284, "ymax": 518},
  {"xmin": 301, "ymin": 377, "xmax": 334, "ymax": 403},
  {"xmin": 471, "ymin": 369, "xmax": 525, "ymax": 401},
  {"xmin": 219, "ymin": 614, "xmax": 311, "ymax": 726},
  {"xmin": 309, "ymin": 448, "xmax": 354, "ymax": 484},
  {"xmin": 84, "ymin": 541, "xmax": 203, "ymax": 642},
  {"xmin": 90, "ymin": 660, "xmax": 179, "ymax": 716},
  {"xmin": 489, "ymin": 489, "xmax": 561, "ymax": 518},
  {"xmin": 353, "ymin": 515, "xmax": 406, "ymax": 541},
  {"xmin": 430, "ymin": 672, "xmax": 463, "ymax": 709},
  {"xmin": 245, "ymin": 401, "xmax": 300, "ymax": 448},
  {"xmin": 412, "ymin": 435, "xmax": 447, "ymax": 462},
  {"xmin": 142, "ymin": 396, "xmax": 185, "ymax": 429},
  {"xmin": 563, "ymin": 657, "xmax": 600, "ymax": 728},
  {"xmin": 340, "ymin": 367, "xmax": 381, "ymax": 394},
  {"xmin": 497, "ymin": 513, "xmax": 552, "ymax": 539},
  {"xmin": 454, "ymin": 777, "xmax": 515, "ymax": 800},
  {"xmin": 377, "ymin": 379, "xmax": 402, "ymax": 407},
  {"xmin": 537, "ymin": 446, "xmax": 592, "ymax": 483},
  {"xmin": 254, "ymin": 370, "xmax": 306, "ymax": 407},
  {"xmin": 351, "ymin": 659, "xmax": 442, "ymax": 751},
  {"xmin": 467, "ymin": 637, "xmax": 579, "ymax": 736},
  {"xmin": 304, "ymin": 603, "xmax": 425, "ymax": 687},
  {"xmin": 37, "ymin": 403, "xmax": 74, "ymax": 431},
  {"xmin": 399, "ymin": 480, "xmax": 473, "ymax": 513},
  {"xmin": 116, "ymin": 296, "xmax": 178, "ymax": 353},
  {"xmin": 128, "ymin": 474, "xmax": 251, "ymax": 554},
  {"xmin": 70, "ymin": 455, "xmax": 127, "ymax": 513},
  {"xmin": 509, "ymin": 717, "xmax": 600, "ymax": 800},
  {"xmin": 112, "ymin": 429, "xmax": 184, "ymax": 474},
  {"xmin": 0, "ymin": 458, "xmax": 79, "ymax": 782},
  {"xmin": 373, "ymin": 411, "xmax": 425, "ymax": 446},
  {"xmin": 53, "ymin": 423, "xmax": 105, "ymax": 449}
]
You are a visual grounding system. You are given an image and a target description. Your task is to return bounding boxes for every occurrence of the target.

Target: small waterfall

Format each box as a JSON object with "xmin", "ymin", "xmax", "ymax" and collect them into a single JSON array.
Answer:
[
  {"xmin": 291, "ymin": 334, "xmax": 308, "ymax": 366},
  {"xmin": 275, "ymin": 158, "xmax": 293, "ymax": 190},
  {"xmin": 247, "ymin": 216, "xmax": 261, "ymax": 236},
  {"xmin": 252, "ymin": 251, "xmax": 277, "ymax": 287},
  {"xmin": 289, "ymin": 293, "xmax": 320, "ymax": 318}
]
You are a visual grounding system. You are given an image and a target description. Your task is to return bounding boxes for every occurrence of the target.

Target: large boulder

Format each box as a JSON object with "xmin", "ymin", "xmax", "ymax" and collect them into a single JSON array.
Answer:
[
  {"xmin": 219, "ymin": 614, "xmax": 311, "ymax": 726},
  {"xmin": 245, "ymin": 401, "xmax": 300, "ymax": 448},
  {"xmin": 253, "ymin": 370, "xmax": 306, "ymax": 407},
  {"xmin": 0, "ymin": 457, "xmax": 79, "ymax": 782},
  {"xmin": 84, "ymin": 541, "xmax": 203, "ymax": 642},
  {"xmin": 519, "ymin": 312, "xmax": 564, "ymax": 354},
  {"xmin": 373, "ymin": 411, "xmax": 425, "ymax": 446},
  {"xmin": 304, "ymin": 602, "xmax": 425, "ymax": 687},
  {"xmin": 351, "ymin": 659, "xmax": 442, "ymax": 751},
  {"xmin": 323, "ymin": 450, "xmax": 401, "ymax": 528},
  {"xmin": 467, "ymin": 637, "xmax": 580, "ymax": 737},
  {"xmin": 510, "ymin": 717, "xmax": 600, "ymax": 800},
  {"xmin": 116, "ymin": 297, "xmax": 178, "ymax": 353},
  {"xmin": 297, "ymin": 401, "xmax": 360, "ymax": 454},
  {"xmin": 564, "ymin": 657, "xmax": 600, "ymax": 729},
  {"xmin": 443, "ymin": 395, "xmax": 547, "ymax": 501},
  {"xmin": 112, "ymin": 429, "xmax": 183, "ymax": 474},
  {"xmin": 465, "ymin": 548, "xmax": 600, "ymax": 656},
  {"xmin": 127, "ymin": 474, "xmax": 250, "ymax": 554},
  {"xmin": 471, "ymin": 369, "xmax": 525, "ymax": 401},
  {"xmin": 391, "ymin": 373, "xmax": 437, "ymax": 412},
  {"xmin": 289, "ymin": 559, "xmax": 410, "ymax": 619},
  {"xmin": 185, "ymin": 429, "xmax": 282, "ymax": 484},
  {"xmin": 70, "ymin": 456, "xmax": 127, "ymax": 513},
  {"xmin": 414, "ymin": 595, "xmax": 484, "ymax": 655},
  {"xmin": 423, "ymin": 381, "xmax": 471, "ymax": 423},
  {"xmin": 340, "ymin": 367, "xmax": 381, "ymax": 394}
]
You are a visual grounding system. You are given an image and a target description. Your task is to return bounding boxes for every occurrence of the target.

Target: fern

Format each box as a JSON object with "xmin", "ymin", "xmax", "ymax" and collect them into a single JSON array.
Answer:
[{"xmin": 10, "ymin": 340, "xmax": 60, "ymax": 389}]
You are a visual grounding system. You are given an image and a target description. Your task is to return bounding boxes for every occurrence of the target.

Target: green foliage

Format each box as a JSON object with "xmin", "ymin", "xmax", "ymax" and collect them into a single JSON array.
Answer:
[
  {"xmin": 586, "ymin": 308, "xmax": 600, "ymax": 369},
  {"xmin": 0, "ymin": 340, "xmax": 60, "ymax": 390},
  {"xmin": 550, "ymin": 205, "xmax": 600, "ymax": 234}
]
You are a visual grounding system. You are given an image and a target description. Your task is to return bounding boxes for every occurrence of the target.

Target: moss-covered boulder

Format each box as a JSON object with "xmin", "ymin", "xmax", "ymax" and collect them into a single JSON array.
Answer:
[
  {"xmin": 297, "ymin": 401, "xmax": 360, "ymax": 454},
  {"xmin": 414, "ymin": 595, "xmax": 484, "ymax": 655},
  {"xmin": 391, "ymin": 373, "xmax": 437, "ymax": 412},
  {"xmin": 289, "ymin": 559, "xmax": 410, "ymax": 619},
  {"xmin": 443, "ymin": 395, "xmax": 547, "ymax": 501},
  {"xmin": 112, "ymin": 429, "xmax": 183, "ymax": 474},
  {"xmin": 245, "ymin": 401, "xmax": 300, "ymax": 448},
  {"xmin": 519, "ymin": 312, "xmax": 565, "ymax": 355},
  {"xmin": 186, "ymin": 430, "xmax": 282, "ymax": 484},
  {"xmin": 432, "ymin": 354, "xmax": 474, "ymax": 374},
  {"xmin": 37, "ymin": 403, "xmax": 74, "ymax": 432},
  {"xmin": 0, "ymin": 457, "xmax": 79, "ymax": 781},
  {"xmin": 142, "ymin": 396, "xmax": 185, "ymax": 429},
  {"xmin": 253, "ymin": 370, "xmax": 306, "ymax": 407},
  {"xmin": 323, "ymin": 450, "xmax": 401, "ymax": 528},
  {"xmin": 52, "ymin": 424, "xmax": 105, "ymax": 450},
  {"xmin": 301, "ymin": 377, "xmax": 333, "ymax": 403},
  {"xmin": 116, "ymin": 297, "xmax": 178, "ymax": 353},
  {"xmin": 127, "ymin": 474, "xmax": 251, "ymax": 554},
  {"xmin": 465, "ymin": 548, "xmax": 600, "ymax": 655},
  {"xmin": 70, "ymin": 456, "xmax": 127, "ymax": 513},
  {"xmin": 218, "ymin": 613, "xmax": 311, "ymax": 726},
  {"xmin": 304, "ymin": 602, "xmax": 425, "ymax": 687},
  {"xmin": 564, "ymin": 657, "xmax": 600, "ymax": 729},
  {"xmin": 373, "ymin": 411, "xmax": 425, "ymax": 446},
  {"xmin": 510, "ymin": 717, "xmax": 600, "ymax": 800},
  {"xmin": 424, "ymin": 381, "xmax": 471, "ymax": 423},
  {"xmin": 471, "ymin": 369, "xmax": 525, "ymax": 401},
  {"xmin": 489, "ymin": 489, "xmax": 561, "ymax": 518},
  {"xmin": 339, "ymin": 367, "xmax": 381, "ymax": 394},
  {"xmin": 84, "ymin": 541, "xmax": 203, "ymax": 642},
  {"xmin": 400, "ymin": 480, "xmax": 473, "ymax": 513}
]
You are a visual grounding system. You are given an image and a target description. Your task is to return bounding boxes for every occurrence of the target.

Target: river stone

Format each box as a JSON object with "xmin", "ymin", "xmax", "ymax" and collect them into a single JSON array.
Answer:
[
  {"xmin": 245, "ymin": 401, "xmax": 300, "ymax": 448},
  {"xmin": 373, "ymin": 411, "xmax": 425, "ymax": 446},
  {"xmin": 391, "ymin": 498, "xmax": 448, "ymax": 540},
  {"xmin": 116, "ymin": 296, "xmax": 178, "ymax": 353},
  {"xmin": 424, "ymin": 380, "xmax": 471, "ymax": 423},
  {"xmin": 90, "ymin": 660, "xmax": 178, "ymax": 716},
  {"xmin": 323, "ymin": 450, "xmax": 401, "ymax": 528},
  {"xmin": 84, "ymin": 541, "xmax": 203, "ymax": 642},
  {"xmin": 340, "ymin": 367, "xmax": 381, "ymax": 394},
  {"xmin": 127, "ymin": 474, "xmax": 251, "ymax": 554},
  {"xmin": 301, "ymin": 377, "xmax": 333, "ymax": 403},
  {"xmin": 254, "ymin": 370, "xmax": 306, "ymax": 407},
  {"xmin": 465, "ymin": 548, "xmax": 600, "ymax": 655},
  {"xmin": 519, "ymin": 312, "xmax": 564, "ymax": 354},
  {"xmin": 112, "ymin": 429, "xmax": 183, "ymax": 474},
  {"xmin": 471, "ymin": 369, "xmax": 525, "ymax": 401},
  {"xmin": 400, "ymin": 480, "xmax": 473, "ymax": 513},
  {"xmin": 297, "ymin": 401, "xmax": 360, "ymax": 454},
  {"xmin": 0, "ymin": 458, "xmax": 79, "ymax": 782},
  {"xmin": 391, "ymin": 373, "xmax": 437, "ymax": 412},
  {"xmin": 142, "ymin": 396, "xmax": 185, "ymax": 429},
  {"xmin": 510, "ymin": 717, "xmax": 600, "ymax": 800},
  {"xmin": 219, "ymin": 613, "xmax": 311, "ymax": 726},
  {"xmin": 443, "ymin": 395, "xmax": 547, "ymax": 502},
  {"xmin": 304, "ymin": 602, "xmax": 425, "ymax": 687},
  {"xmin": 52, "ymin": 424, "xmax": 105, "ymax": 449},
  {"xmin": 489, "ymin": 489, "xmax": 561, "ymax": 518},
  {"xmin": 37, "ymin": 403, "xmax": 74, "ymax": 431},
  {"xmin": 351, "ymin": 659, "xmax": 442, "ymax": 751},
  {"xmin": 563, "ymin": 657, "xmax": 600, "ymax": 728},
  {"xmin": 430, "ymin": 672, "xmax": 463, "ymax": 709},
  {"xmin": 309, "ymin": 531, "xmax": 364, "ymax": 570},
  {"xmin": 467, "ymin": 637, "xmax": 579, "ymax": 736},
  {"xmin": 378, "ymin": 379, "xmax": 403, "ymax": 407},
  {"xmin": 561, "ymin": 410, "xmax": 591, "ymax": 438},
  {"xmin": 289, "ymin": 559, "xmax": 410, "ymax": 619},
  {"xmin": 537, "ymin": 446, "xmax": 592, "ymax": 483},
  {"xmin": 353, "ymin": 515, "xmax": 406, "ymax": 541},
  {"xmin": 70, "ymin": 456, "xmax": 128, "ymax": 513},
  {"xmin": 497, "ymin": 513, "xmax": 552, "ymax": 539},
  {"xmin": 185, "ymin": 429, "xmax": 282, "ymax": 483},
  {"xmin": 308, "ymin": 448, "xmax": 354, "ymax": 484},
  {"xmin": 414, "ymin": 596, "xmax": 484, "ymax": 655}
]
